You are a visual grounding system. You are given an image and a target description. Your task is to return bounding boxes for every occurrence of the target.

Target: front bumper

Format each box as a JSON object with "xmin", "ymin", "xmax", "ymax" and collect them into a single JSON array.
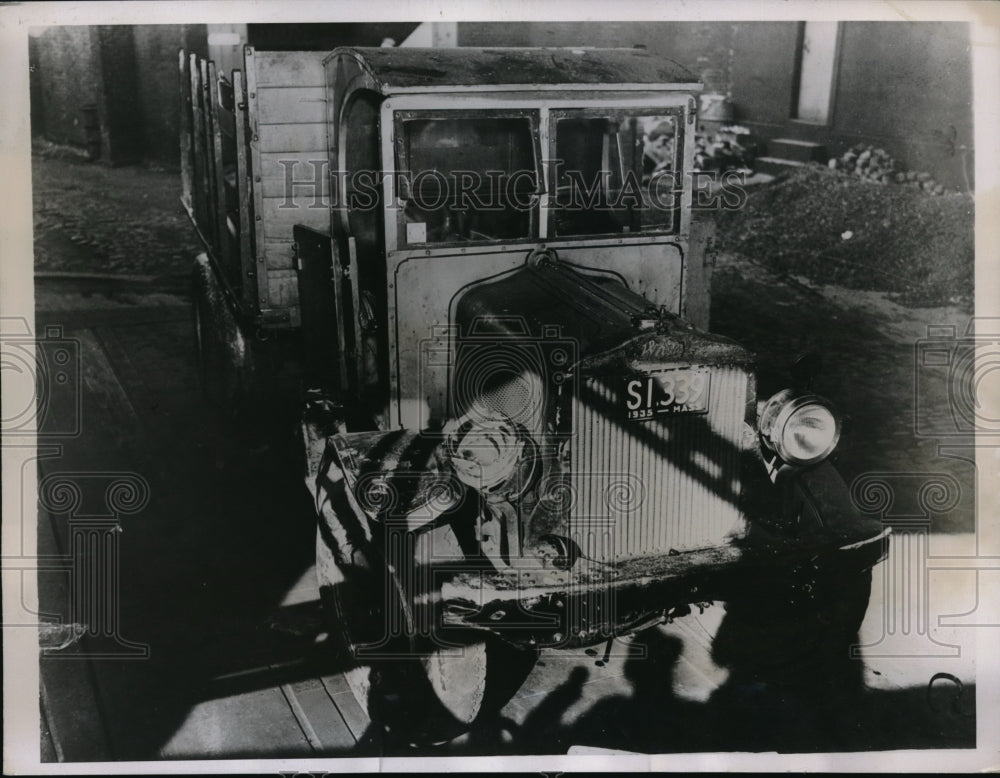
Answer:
[
  {"xmin": 306, "ymin": 420, "xmax": 891, "ymax": 651},
  {"xmin": 438, "ymin": 523, "xmax": 889, "ymax": 649}
]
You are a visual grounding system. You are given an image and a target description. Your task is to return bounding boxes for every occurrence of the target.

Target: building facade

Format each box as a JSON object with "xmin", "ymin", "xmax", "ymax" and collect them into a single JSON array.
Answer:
[{"xmin": 29, "ymin": 21, "xmax": 973, "ymax": 190}]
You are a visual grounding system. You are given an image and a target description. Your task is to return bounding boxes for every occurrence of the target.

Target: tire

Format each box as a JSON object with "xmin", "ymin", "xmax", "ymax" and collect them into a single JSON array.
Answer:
[
  {"xmin": 191, "ymin": 255, "xmax": 278, "ymax": 425},
  {"xmin": 317, "ymin": 523, "xmax": 536, "ymax": 746},
  {"xmin": 191, "ymin": 257, "xmax": 229, "ymax": 407}
]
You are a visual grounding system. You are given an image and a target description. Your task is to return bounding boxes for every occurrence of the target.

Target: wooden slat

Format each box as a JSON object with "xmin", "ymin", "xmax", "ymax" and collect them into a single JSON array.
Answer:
[
  {"xmin": 261, "ymin": 198, "xmax": 328, "ymax": 240},
  {"xmin": 257, "ymin": 86, "xmax": 327, "ymax": 125},
  {"xmin": 200, "ymin": 58, "xmax": 219, "ymax": 248},
  {"xmin": 209, "ymin": 59, "xmax": 233, "ymax": 283},
  {"xmin": 267, "ymin": 270, "xmax": 299, "ymax": 308},
  {"xmin": 259, "ymin": 151, "xmax": 330, "ymax": 177},
  {"xmin": 243, "ymin": 47, "xmax": 332, "ymax": 328},
  {"xmin": 261, "ymin": 179, "xmax": 330, "ymax": 201},
  {"xmin": 260, "ymin": 152, "xmax": 330, "ymax": 199},
  {"xmin": 281, "ymin": 678, "xmax": 356, "ymax": 752},
  {"xmin": 250, "ymin": 49, "xmax": 326, "ymax": 87},
  {"xmin": 258, "ymin": 122, "xmax": 328, "ymax": 153},
  {"xmin": 321, "ymin": 670, "xmax": 370, "ymax": 742},
  {"xmin": 189, "ymin": 53, "xmax": 209, "ymax": 236},
  {"xmin": 215, "ymin": 103, "xmax": 237, "ymax": 141},
  {"xmin": 329, "ymin": 239, "xmax": 349, "ymax": 390},
  {"xmin": 245, "ymin": 47, "xmax": 270, "ymax": 311},
  {"xmin": 233, "ymin": 69, "xmax": 259, "ymax": 313},
  {"xmin": 347, "ymin": 236, "xmax": 363, "ymax": 391},
  {"xmin": 179, "ymin": 50, "xmax": 194, "ymax": 211},
  {"xmin": 263, "ymin": 241, "xmax": 295, "ymax": 270}
]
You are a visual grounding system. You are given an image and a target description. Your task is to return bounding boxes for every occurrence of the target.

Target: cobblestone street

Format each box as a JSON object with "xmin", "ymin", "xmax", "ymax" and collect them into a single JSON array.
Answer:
[
  {"xmin": 32, "ymin": 146, "xmax": 200, "ymax": 279},
  {"xmin": 710, "ymin": 251, "xmax": 975, "ymax": 535}
]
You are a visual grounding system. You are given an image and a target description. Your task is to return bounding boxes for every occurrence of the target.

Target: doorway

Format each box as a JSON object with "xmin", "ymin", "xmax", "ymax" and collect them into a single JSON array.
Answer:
[{"xmin": 794, "ymin": 21, "xmax": 841, "ymax": 124}]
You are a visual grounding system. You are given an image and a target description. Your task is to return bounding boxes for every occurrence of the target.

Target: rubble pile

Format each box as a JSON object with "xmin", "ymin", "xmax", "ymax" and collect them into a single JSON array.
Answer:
[
  {"xmin": 714, "ymin": 165, "xmax": 973, "ymax": 310},
  {"xmin": 828, "ymin": 143, "xmax": 950, "ymax": 195}
]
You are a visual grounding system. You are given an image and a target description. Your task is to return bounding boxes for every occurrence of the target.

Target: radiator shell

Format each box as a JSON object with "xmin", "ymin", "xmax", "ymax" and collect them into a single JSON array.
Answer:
[{"xmin": 569, "ymin": 366, "xmax": 749, "ymax": 561}]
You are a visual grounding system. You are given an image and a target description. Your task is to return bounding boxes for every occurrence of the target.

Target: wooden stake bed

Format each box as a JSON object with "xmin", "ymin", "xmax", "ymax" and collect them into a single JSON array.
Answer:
[{"xmin": 180, "ymin": 47, "xmax": 330, "ymax": 330}]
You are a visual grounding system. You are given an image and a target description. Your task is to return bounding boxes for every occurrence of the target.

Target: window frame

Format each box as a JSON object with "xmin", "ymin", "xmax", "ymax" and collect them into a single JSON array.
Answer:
[
  {"xmin": 391, "ymin": 108, "xmax": 544, "ymax": 250},
  {"xmin": 547, "ymin": 106, "xmax": 686, "ymax": 239}
]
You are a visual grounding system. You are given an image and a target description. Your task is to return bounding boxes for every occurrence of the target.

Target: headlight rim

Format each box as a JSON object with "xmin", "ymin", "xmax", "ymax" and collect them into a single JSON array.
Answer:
[
  {"xmin": 759, "ymin": 388, "xmax": 841, "ymax": 466},
  {"xmin": 443, "ymin": 409, "xmax": 537, "ymax": 495}
]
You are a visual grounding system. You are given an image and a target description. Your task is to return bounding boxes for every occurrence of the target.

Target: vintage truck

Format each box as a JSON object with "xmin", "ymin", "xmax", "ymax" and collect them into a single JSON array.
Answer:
[{"xmin": 181, "ymin": 44, "xmax": 890, "ymax": 745}]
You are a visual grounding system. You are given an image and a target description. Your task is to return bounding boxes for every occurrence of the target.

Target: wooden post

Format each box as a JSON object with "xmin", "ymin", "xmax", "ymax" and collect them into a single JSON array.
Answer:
[
  {"xmin": 178, "ymin": 50, "xmax": 194, "ymax": 213},
  {"xmin": 347, "ymin": 236, "xmax": 363, "ymax": 392},
  {"xmin": 200, "ymin": 58, "xmax": 218, "ymax": 249},
  {"xmin": 684, "ymin": 215, "xmax": 715, "ymax": 332},
  {"xmin": 244, "ymin": 46, "xmax": 271, "ymax": 315},
  {"xmin": 329, "ymin": 238, "xmax": 349, "ymax": 391},
  {"xmin": 189, "ymin": 53, "xmax": 208, "ymax": 235},
  {"xmin": 209, "ymin": 59, "xmax": 232, "ymax": 281},
  {"xmin": 233, "ymin": 69, "xmax": 258, "ymax": 314}
]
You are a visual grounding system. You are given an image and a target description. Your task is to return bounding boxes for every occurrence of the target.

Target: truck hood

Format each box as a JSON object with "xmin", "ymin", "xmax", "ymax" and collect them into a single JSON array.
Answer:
[{"xmin": 454, "ymin": 255, "xmax": 753, "ymax": 374}]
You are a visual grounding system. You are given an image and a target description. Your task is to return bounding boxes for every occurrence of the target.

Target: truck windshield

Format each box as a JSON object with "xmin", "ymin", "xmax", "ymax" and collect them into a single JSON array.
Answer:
[
  {"xmin": 550, "ymin": 110, "xmax": 682, "ymax": 237},
  {"xmin": 397, "ymin": 114, "xmax": 539, "ymax": 246}
]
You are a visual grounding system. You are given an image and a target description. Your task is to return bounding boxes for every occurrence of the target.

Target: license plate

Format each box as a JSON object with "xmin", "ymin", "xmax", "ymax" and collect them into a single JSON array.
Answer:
[{"xmin": 623, "ymin": 367, "xmax": 711, "ymax": 420}]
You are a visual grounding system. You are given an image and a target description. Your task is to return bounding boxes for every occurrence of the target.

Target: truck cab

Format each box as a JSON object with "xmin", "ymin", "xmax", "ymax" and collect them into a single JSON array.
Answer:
[
  {"xmin": 182, "ymin": 45, "xmax": 889, "ymax": 746},
  {"xmin": 308, "ymin": 47, "xmax": 712, "ymax": 430}
]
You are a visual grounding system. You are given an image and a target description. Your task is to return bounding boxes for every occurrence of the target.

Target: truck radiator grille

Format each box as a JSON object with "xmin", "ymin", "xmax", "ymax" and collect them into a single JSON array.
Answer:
[{"xmin": 569, "ymin": 366, "xmax": 748, "ymax": 561}]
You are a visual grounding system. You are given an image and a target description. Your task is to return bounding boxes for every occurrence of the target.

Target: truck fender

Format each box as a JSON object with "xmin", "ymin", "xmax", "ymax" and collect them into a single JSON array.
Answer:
[{"xmin": 774, "ymin": 460, "xmax": 887, "ymax": 546}]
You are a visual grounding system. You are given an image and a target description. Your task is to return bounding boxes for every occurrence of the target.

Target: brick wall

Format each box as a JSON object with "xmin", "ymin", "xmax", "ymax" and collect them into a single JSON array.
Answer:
[
  {"xmin": 30, "ymin": 21, "xmax": 973, "ymax": 187},
  {"xmin": 457, "ymin": 21, "xmax": 974, "ymax": 190},
  {"xmin": 31, "ymin": 26, "xmax": 100, "ymax": 148},
  {"xmin": 457, "ymin": 21, "xmax": 735, "ymax": 90},
  {"xmin": 31, "ymin": 24, "xmax": 207, "ymax": 169},
  {"xmin": 132, "ymin": 25, "xmax": 202, "ymax": 168}
]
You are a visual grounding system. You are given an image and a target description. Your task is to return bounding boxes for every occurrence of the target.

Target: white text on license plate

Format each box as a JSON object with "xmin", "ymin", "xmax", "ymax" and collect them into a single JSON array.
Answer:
[{"xmin": 624, "ymin": 368, "xmax": 711, "ymax": 420}]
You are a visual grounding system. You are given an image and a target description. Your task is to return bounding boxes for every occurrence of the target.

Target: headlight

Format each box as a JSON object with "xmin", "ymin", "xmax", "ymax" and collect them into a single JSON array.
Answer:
[
  {"xmin": 444, "ymin": 410, "xmax": 530, "ymax": 493},
  {"xmin": 758, "ymin": 389, "xmax": 841, "ymax": 466}
]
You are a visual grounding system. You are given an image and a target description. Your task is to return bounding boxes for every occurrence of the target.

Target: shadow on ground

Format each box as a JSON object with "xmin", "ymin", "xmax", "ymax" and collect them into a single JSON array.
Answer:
[{"xmin": 354, "ymin": 627, "xmax": 975, "ymax": 757}]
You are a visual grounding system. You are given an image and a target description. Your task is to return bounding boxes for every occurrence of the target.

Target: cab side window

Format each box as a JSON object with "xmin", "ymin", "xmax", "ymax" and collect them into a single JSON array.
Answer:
[
  {"xmin": 397, "ymin": 115, "xmax": 540, "ymax": 246},
  {"xmin": 551, "ymin": 111, "xmax": 682, "ymax": 238}
]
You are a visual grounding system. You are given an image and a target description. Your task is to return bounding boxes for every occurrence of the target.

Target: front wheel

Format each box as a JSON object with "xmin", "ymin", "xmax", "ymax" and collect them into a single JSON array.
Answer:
[
  {"xmin": 318, "ymin": 525, "xmax": 537, "ymax": 746},
  {"xmin": 361, "ymin": 630, "xmax": 535, "ymax": 746}
]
